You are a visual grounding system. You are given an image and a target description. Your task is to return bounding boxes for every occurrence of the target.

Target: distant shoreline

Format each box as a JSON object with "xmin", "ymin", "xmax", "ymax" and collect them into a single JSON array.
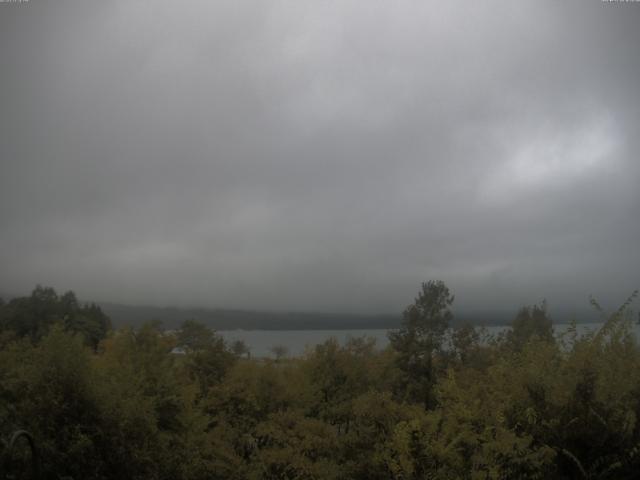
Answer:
[{"xmin": 97, "ymin": 301, "xmax": 605, "ymax": 331}]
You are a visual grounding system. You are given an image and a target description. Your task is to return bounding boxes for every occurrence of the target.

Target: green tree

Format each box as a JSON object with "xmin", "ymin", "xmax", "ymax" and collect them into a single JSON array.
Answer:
[
  {"xmin": 177, "ymin": 319, "xmax": 216, "ymax": 352},
  {"xmin": 0, "ymin": 286, "xmax": 111, "ymax": 348},
  {"xmin": 507, "ymin": 301, "xmax": 554, "ymax": 350},
  {"xmin": 231, "ymin": 339, "xmax": 251, "ymax": 358},
  {"xmin": 450, "ymin": 322, "xmax": 481, "ymax": 365},
  {"xmin": 389, "ymin": 280, "xmax": 454, "ymax": 409},
  {"xmin": 270, "ymin": 344, "xmax": 289, "ymax": 361},
  {"xmin": 176, "ymin": 320, "xmax": 236, "ymax": 396}
]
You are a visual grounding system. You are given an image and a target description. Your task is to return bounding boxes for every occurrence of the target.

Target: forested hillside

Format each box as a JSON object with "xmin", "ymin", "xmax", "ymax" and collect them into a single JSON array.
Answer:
[
  {"xmin": 98, "ymin": 302, "xmax": 403, "ymax": 331},
  {"xmin": 1, "ymin": 283, "xmax": 639, "ymax": 479}
]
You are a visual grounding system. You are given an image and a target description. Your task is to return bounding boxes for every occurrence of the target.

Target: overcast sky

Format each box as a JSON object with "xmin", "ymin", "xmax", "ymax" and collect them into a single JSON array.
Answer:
[{"xmin": 1, "ymin": 0, "xmax": 639, "ymax": 315}]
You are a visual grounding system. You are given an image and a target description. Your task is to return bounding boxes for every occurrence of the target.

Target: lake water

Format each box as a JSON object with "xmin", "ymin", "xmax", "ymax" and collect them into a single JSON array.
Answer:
[{"xmin": 218, "ymin": 322, "xmax": 640, "ymax": 358}]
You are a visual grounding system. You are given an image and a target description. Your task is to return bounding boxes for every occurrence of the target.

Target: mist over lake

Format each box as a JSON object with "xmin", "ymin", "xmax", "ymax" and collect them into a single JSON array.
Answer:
[{"xmin": 219, "ymin": 322, "xmax": 640, "ymax": 358}]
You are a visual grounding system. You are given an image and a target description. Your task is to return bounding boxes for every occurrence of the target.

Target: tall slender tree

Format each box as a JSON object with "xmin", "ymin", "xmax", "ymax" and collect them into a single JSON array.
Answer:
[{"xmin": 389, "ymin": 280, "xmax": 454, "ymax": 409}]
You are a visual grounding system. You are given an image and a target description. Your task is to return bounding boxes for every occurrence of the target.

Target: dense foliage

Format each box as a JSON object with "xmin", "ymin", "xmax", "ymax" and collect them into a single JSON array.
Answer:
[{"xmin": 1, "ymin": 284, "xmax": 639, "ymax": 479}]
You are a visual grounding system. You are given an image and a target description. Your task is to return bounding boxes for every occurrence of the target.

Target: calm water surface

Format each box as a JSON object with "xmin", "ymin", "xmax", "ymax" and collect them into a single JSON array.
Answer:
[{"xmin": 219, "ymin": 323, "xmax": 640, "ymax": 358}]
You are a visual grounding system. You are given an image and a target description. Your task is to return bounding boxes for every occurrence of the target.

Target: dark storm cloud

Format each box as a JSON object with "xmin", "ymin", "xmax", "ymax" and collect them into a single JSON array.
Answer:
[{"xmin": 1, "ymin": 0, "xmax": 639, "ymax": 314}]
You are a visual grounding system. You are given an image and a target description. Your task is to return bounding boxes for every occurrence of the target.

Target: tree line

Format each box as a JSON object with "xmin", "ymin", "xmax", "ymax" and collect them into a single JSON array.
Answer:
[{"xmin": 1, "ymin": 282, "xmax": 639, "ymax": 479}]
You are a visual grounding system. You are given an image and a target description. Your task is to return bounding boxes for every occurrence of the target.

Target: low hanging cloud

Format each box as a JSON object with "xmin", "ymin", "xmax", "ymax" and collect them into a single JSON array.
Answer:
[{"xmin": 1, "ymin": 0, "xmax": 639, "ymax": 315}]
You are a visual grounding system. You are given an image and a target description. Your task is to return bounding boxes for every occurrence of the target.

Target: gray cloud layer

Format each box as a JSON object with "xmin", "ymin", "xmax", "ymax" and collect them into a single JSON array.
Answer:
[{"xmin": 1, "ymin": 0, "xmax": 639, "ymax": 314}]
